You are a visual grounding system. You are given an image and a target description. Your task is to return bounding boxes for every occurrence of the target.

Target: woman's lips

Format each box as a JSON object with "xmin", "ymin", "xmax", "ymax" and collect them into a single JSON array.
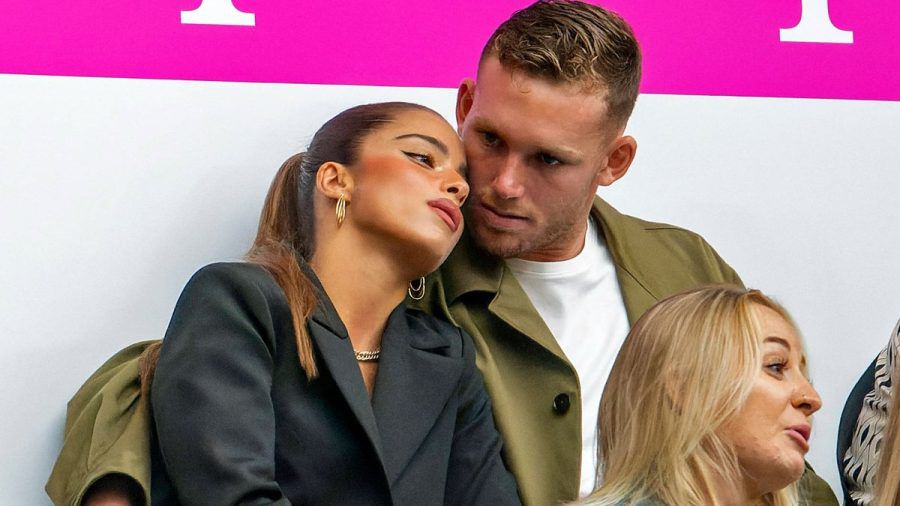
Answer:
[
  {"xmin": 428, "ymin": 199, "xmax": 462, "ymax": 232},
  {"xmin": 785, "ymin": 424, "xmax": 811, "ymax": 452}
]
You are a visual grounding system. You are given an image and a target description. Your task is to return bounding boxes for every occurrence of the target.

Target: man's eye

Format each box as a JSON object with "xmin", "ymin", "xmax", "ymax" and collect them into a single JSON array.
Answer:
[
  {"xmin": 481, "ymin": 131, "xmax": 499, "ymax": 147},
  {"xmin": 538, "ymin": 153, "xmax": 562, "ymax": 166},
  {"xmin": 404, "ymin": 151, "xmax": 434, "ymax": 167}
]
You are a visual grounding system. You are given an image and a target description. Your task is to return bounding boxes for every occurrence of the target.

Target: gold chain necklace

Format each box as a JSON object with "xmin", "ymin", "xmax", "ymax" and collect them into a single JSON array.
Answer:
[{"xmin": 354, "ymin": 349, "xmax": 380, "ymax": 362}]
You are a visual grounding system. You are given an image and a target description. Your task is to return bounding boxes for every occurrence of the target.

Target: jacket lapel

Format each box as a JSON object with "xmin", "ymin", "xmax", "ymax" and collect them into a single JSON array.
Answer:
[
  {"xmin": 308, "ymin": 319, "xmax": 384, "ymax": 457},
  {"xmin": 441, "ymin": 231, "xmax": 569, "ymax": 363},
  {"xmin": 302, "ymin": 263, "xmax": 386, "ymax": 463},
  {"xmin": 591, "ymin": 197, "xmax": 659, "ymax": 324},
  {"xmin": 371, "ymin": 306, "xmax": 463, "ymax": 485},
  {"xmin": 488, "ymin": 266, "xmax": 569, "ymax": 362}
]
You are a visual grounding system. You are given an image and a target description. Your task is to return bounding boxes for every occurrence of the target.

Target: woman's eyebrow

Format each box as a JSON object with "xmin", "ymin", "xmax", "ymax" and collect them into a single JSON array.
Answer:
[
  {"xmin": 764, "ymin": 336, "xmax": 791, "ymax": 350},
  {"xmin": 394, "ymin": 133, "xmax": 448, "ymax": 156}
]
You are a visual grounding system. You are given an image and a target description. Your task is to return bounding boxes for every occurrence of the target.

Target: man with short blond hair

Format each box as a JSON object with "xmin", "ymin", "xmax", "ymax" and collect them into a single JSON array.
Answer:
[
  {"xmin": 47, "ymin": 2, "xmax": 839, "ymax": 505},
  {"xmin": 417, "ymin": 1, "xmax": 838, "ymax": 504}
]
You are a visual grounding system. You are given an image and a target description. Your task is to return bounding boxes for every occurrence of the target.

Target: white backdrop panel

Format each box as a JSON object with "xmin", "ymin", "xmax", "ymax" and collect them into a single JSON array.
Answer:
[{"xmin": 1, "ymin": 73, "xmax": 898, "ymax": 503}]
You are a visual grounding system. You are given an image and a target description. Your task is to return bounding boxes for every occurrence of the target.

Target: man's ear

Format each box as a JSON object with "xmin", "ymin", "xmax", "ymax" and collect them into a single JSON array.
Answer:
[
  {"xmin": 595, "ymin": 135, "xmax": 637, "ymax": 187},
  {"xmin": 315, "ymin": 161, "xmax": 354, "ymax": 201},
  {"xmin": 455, "ymin": 78, "xmax": 475, "ymax": 135}
]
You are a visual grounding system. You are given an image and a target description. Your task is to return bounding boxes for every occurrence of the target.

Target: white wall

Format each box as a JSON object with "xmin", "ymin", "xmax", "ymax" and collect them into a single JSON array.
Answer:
[{"xmin": 2, "ymin": 73, "xmax": 898, "ymax": 503}]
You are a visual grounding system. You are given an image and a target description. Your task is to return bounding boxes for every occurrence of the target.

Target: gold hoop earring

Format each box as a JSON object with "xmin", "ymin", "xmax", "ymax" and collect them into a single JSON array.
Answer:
[
  {"xmin": 335, "ymin": 193, "xmax": 347, "ymax": 227},
  {"xmin": 408, "ymin": 277, "xmax": 425, "ymax": 300}
]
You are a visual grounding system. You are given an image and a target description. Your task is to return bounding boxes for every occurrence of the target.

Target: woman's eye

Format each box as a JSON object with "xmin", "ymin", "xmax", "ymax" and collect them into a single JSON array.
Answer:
[
  {"xmin": 765, "ymin": 361, "xmax": 786, "ymax": 376},
  {"xmin": 404, "ymin": 151, "xmax": 434, "ymax": 167},
  {"xmin": 538, "ymin": 153, "xmax": 562, "ymax": 166}
]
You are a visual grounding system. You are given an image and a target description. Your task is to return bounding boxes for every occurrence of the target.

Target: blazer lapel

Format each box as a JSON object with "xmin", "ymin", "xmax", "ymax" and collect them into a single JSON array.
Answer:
[
  {"xmin": 308, "ymin": 319, "xmax": 384, "ymax": 457},
  {"xmin": 303, "ymin": 268, "xmax": 386, "ymax": 463},
  {"xmin": 371, "ymin": 306, "xmax": 463, "ymax": 485}
]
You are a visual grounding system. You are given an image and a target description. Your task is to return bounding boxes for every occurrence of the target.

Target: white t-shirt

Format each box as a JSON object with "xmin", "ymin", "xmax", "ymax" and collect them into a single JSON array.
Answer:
[{"xmin": 506, "ymin": 218, "xmax": 630, "ymax": 497}]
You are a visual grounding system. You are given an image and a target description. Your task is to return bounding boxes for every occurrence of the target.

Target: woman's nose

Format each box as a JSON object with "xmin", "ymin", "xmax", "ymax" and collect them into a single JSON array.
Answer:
[
  {"xmin": 445, "ymin": 175, "xmax": 470, "ymax": 206},
  {"xmin": 793, "ymin": 376, "xmax": 822, "ymax": 415}
]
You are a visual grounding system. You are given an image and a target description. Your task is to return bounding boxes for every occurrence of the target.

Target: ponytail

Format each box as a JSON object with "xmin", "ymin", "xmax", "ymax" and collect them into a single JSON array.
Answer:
[
  {"xmin": 243, "ymin": 103, "xmax": 436, "ymax": 379},
  {"xmin": 137, "ymin": 102, "xmax": 439, "ymax": 388},
  {"xmin": 245, "ymin": 153, "xmax": 320, "ymax": 379}
]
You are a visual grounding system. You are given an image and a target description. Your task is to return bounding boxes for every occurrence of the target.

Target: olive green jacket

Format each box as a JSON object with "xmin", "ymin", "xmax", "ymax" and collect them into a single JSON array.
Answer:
[
  {"xmin": 46, "ymin": 197, "xmax": 837, "ymax": 506},
  {"xmin": 411, "ymin": 197, "xmax": 837, "ymax": 506},
  {"xmin": 46, "ymin": 341, "xmax": 153, "ymax": 506}
]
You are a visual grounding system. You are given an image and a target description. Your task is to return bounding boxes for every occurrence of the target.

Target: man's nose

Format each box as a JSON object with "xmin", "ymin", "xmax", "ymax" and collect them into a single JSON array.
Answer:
[{"xmin": 491, "ymin": 156, "xmax": 525, "ymax": 199}]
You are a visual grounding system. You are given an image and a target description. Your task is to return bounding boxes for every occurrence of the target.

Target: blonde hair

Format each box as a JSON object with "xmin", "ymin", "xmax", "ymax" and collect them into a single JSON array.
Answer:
[
  {"xmin": 581, "ymin": 285, "xmax": 802, "ymax": 506},
  {"xmin": 874, "ymin": 356, "xmax": 900, "ymax": 505}
]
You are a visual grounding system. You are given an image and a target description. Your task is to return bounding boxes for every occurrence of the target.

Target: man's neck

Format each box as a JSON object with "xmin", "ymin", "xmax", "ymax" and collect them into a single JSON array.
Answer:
[{"xmin": 515, "ymin": 217, "xmax": 590, "ymax": 262}]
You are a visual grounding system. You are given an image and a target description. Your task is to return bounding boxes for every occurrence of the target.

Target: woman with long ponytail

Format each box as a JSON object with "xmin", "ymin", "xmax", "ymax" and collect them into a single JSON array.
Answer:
[{"xmin": 146, "ymin": 102, "xmax": 519, "ymax": 505}]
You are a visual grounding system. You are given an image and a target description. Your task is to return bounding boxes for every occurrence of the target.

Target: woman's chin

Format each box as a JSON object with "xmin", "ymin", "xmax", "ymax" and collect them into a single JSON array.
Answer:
[
  {"xmin": 402, "ymin": 252, "xmax": 449, "ymax": 282},
  {"xmin": 758, "ymin": 453, "xmax": 806, "ymax": 495},
  {"xmin": 406, "ymin": 238, "xmax": 457, "ymax": 276}
]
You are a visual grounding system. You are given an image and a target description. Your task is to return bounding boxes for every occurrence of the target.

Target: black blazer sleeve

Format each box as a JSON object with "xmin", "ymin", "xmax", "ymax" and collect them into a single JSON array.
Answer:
[
  {"xmin": 151, "ymin": 263, "xmax": 291, "ymax": 506},
  {"xmin": 445, "ymin": 328, "xmax": 521, "ymax": 505}
]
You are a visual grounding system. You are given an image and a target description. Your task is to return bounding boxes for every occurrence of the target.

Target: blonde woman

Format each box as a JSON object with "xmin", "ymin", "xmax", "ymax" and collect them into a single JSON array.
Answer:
[{"xmin": 579, "ymin": 285, "xmax": 821, "ymax": 506}]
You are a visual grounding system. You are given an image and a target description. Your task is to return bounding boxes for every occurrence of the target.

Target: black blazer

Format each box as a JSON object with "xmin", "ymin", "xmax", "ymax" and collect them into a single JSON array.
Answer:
[{"xmin": 151, "ymin": 262, "xmax": 519, "ymax": 505}]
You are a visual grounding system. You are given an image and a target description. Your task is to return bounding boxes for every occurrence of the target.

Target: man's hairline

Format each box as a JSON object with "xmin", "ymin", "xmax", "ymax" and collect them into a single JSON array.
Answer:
[{"xmin": 472, "ymin": 54, "xmax": 631, "ymax": 136}]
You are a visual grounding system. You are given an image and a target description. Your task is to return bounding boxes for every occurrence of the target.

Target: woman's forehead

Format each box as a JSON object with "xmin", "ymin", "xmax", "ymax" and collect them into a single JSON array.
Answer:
[{"xmin": 368, "ymin": 110, "xmax": 462, "ymax": 151}]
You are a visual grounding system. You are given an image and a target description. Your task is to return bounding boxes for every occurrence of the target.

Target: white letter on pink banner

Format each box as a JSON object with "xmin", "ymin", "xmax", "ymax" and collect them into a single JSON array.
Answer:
[
  {"xmin": 181, "ymin": 0, "xmax": 255, "ymax": 26},
  {"xmin": 781, "ymin": 0, "xmax": 852, "ymax": 43}
]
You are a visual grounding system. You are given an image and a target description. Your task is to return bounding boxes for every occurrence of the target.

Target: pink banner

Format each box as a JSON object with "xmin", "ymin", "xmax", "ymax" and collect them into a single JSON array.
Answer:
[{"xmin": 2, "ymin": 0, "xmax": 897, "ymax": 101}]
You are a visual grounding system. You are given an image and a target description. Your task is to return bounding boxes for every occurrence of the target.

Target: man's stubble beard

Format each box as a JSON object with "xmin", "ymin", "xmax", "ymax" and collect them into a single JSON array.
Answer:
[{"xmin": 465, "ymin": 201, "xmax": 585, "ymax": 261}]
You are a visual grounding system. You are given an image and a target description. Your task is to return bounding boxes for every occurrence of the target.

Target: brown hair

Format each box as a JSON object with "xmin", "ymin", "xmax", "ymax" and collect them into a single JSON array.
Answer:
[
  {"xmin": 244, "ymin": 102, "xmax": 437, "ymax": 379},
  {"xmin": 138, "ymin": 102, "xmax": 440, "ymax": 388},
  {"xmin": 482, "ymin": 0, "xmax": 641, "ymax": 129}
]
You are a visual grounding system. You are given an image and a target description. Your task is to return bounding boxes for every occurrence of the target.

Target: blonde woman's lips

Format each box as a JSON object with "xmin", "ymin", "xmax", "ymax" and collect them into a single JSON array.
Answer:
[
  {"xmin": 785, "ymin": 424, "xmax": 811, "ymax": 452},
  {"xmin": 428, "ymin": 199, "xmax": 461, "ymax": 232}
]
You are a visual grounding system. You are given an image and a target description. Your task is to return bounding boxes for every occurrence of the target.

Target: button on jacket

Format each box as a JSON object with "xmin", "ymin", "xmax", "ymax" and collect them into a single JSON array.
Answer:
[{"xmin": 412, "ymin": 196, "xmax": 837, "ymax": 506}]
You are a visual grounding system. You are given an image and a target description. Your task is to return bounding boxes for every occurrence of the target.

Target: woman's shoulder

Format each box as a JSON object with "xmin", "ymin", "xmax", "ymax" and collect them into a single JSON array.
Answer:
[
  {"xmin": 188, "ymin": 261, "xmax": 274, "ymax": 285},
  {"xmin": 174, "ymin": 262, "xmax": 291, "ymax": 321},
  {"xmin": 183, "ymin": 262, "xmax": 283, "ymax": 298}
]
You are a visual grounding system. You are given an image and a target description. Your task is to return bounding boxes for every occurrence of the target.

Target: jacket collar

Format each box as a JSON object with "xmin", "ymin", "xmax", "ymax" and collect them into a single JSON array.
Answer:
[
  {"xmin": 590, "ymin": 197, "xmax": 660, "ymax": 323},
  {"xmin": 302, "ymin": 259, "xmax": 463, "ymax": 486},
  {"xmin": 371, "ymin": 309, "xmax": 462, "ymax": 485},
  {"xmin": 302, "ymin": 258, "xmax": 449, "ymax": 351},
  {"xmin": 441, "ymin": 196, "xmax": 658, "ymax": 325}
]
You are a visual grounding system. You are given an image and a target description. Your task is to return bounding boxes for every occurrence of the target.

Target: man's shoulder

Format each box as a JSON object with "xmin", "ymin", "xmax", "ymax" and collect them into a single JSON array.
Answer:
[
  {"xmin": 593, "ymin": 197, "xmax": 714, "ymax": 247},
  {"xmin": 592, "ymin": 197, "xmax": 744, "ymax": 297}
]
